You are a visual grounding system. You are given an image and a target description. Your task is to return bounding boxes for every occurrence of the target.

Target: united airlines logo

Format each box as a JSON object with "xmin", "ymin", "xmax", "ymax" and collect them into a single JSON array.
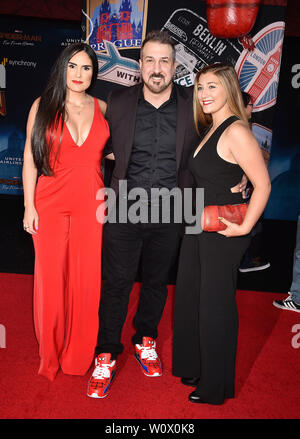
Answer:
[
  {"xmin": 97, "ymin": 40, "xmax": 141, "ymax": 86},
  {"xmin": 236, "ymin": 22, "xmax": 285, "ymax": 112}
]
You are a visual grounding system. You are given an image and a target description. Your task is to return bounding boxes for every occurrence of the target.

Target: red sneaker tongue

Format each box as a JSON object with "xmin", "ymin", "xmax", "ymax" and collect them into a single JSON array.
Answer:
[
  {"xmin": 142, "ymin": 337, "xmax": 153, "ymax": 347},
  {"xmin": 100, "ymin": 353, "xmax": 111, "ymax": 363}
]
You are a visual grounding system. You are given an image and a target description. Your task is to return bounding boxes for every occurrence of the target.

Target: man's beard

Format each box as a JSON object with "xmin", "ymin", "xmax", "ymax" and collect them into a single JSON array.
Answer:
[{"xmin": 143, "ymin": 73, "xmax": 173, "ymax": 94}]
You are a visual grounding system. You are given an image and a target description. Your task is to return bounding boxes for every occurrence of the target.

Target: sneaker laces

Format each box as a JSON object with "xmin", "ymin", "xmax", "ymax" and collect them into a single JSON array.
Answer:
[
  {"xmin": 93, "ymin": 362, "xmax": 112, "ymax": 380},
  {"xmin": 141, "ymin": 346, "xmax": 158, "ymax": 361}
]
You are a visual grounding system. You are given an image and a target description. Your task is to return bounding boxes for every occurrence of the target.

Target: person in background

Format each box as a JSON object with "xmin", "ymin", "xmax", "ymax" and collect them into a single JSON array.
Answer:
[
  {"xmin": 273, "ymin": 213, "xmax": 300, "ymax": 312},
  {"xmin": 239, "ymin": 91, "xmax": 271, "ymax": 273},
  {"xmin": 22, "ymin": 43, "xmax": 110, "ymax": 381}
]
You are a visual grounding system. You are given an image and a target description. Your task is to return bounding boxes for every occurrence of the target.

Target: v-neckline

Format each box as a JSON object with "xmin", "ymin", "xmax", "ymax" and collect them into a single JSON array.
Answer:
[
  {"xmin": 193, "ymin": 116, "xmax": 236, "ymax": 159},
  {"xmin": 64, "ymin": 98, "xmax": 96, "ymax": 148},
  {"xmin": 193, "ymin": 125, "xmax": 213, "ymax": 159}
]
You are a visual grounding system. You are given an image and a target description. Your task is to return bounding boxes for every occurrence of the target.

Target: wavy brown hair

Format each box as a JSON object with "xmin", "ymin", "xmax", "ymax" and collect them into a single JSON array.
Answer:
[
  {"xmin": 193, "ymin": 63, "xmax": 248, "ymax": 135},
  {"xmin": 31, "ymin": 43, "xmax": 98, "ymax": 175}
]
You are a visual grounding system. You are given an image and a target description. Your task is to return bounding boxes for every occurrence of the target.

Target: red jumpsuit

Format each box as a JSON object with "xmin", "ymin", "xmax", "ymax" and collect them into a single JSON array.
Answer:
[{"xmin": 33, "ymin": 98, "xmax": 109, "ymax": 381}]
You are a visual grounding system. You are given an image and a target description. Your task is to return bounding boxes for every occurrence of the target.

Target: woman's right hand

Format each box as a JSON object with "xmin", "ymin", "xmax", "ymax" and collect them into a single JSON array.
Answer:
[{"xmin": 23, "ymin": 205, "xmax": 39, "ymax": 235}]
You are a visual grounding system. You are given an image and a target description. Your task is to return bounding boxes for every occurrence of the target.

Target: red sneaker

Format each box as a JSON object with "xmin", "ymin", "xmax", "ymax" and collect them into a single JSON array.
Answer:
[
  {"xmin": 135, "ymin": 337, "xmax": 162, "ymax": 377},
  {"xmin": 87, "ymin": 353, "xmax": 116, "ymax": 398}
]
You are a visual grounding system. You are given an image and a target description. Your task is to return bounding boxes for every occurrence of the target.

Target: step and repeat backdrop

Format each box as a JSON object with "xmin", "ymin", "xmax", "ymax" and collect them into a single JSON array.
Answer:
[
  {"xmin": 1, "ymin": 0, "xmax": 299, "ymax": 220},
  {"xmin": 0, "ymin": 16, "xmax": 81, "ymax": 195},
  {"xmin": 264, "ymin": 36, "xmax": 300, "ymax": 221}
]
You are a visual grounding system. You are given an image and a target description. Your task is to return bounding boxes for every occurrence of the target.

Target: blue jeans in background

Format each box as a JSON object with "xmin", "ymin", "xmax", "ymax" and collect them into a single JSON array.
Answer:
[{"xmin": 290, "ymin": 214, "xmax": 300, "ymax": 305}]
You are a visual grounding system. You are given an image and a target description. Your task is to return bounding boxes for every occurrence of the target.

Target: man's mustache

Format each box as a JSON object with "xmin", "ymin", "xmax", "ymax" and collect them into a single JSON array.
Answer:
[{"xmin": 150, "ymin": 73, "xmax": 165, "ymax": 79}]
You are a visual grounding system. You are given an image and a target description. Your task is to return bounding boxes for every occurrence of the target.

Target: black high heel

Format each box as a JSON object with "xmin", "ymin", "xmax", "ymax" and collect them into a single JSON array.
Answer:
[
  {"xmin": 181, "ymin": 377, "xmax": 199, "ymax": 387},
  {"xmin": 188, "ymin": 390, "xmax": 204, "ymax": 404}
]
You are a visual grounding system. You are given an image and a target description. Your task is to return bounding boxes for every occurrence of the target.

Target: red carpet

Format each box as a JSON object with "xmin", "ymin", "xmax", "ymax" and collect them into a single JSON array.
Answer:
[{"xmin": 0, "ymin": 273, "xmax": 299, "ymax": 419}]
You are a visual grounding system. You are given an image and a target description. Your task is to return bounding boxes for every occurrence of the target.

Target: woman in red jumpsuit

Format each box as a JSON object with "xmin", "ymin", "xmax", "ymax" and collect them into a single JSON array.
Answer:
[{"xmin": 22, "ymin": 43, "xmax": 110, "ymax": 381}]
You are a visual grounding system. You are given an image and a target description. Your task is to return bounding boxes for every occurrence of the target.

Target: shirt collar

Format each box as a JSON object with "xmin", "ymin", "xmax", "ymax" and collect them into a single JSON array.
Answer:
[{"xmin": 138, "ymin": 83, "xmax": 177, "ymax": 105}]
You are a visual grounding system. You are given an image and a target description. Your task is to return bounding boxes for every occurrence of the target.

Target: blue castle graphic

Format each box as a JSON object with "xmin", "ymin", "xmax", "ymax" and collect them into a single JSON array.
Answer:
[{"xmin": 90, "ymin": 0, "xmax": 143, "ymax": 46}]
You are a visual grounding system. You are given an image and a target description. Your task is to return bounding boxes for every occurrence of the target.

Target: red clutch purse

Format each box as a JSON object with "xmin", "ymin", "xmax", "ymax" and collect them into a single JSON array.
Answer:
[{"xmin": 201, "ymin": 203, "xmax": 248, "ymax": 232}]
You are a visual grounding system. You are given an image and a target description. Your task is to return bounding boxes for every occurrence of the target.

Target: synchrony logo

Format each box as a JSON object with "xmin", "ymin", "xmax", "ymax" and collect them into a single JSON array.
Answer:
[{"xmin": 8, "ymin": 59, "xmax": 37, "ymax": 68}]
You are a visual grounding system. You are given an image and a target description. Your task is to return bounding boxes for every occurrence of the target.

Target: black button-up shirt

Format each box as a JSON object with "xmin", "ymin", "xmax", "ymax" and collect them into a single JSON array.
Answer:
[{"xmin": 126, "ymin": 87, "xmax": 177, "ymax": 197}]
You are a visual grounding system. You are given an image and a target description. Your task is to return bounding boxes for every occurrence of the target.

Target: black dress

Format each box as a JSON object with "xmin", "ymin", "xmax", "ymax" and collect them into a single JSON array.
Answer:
[{"xmin": 172, "ymin": 116, "xmax": 251, "ymax": 405}]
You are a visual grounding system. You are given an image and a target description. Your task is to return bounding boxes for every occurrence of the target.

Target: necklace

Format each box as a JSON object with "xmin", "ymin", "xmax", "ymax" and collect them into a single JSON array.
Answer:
[{"xmin": 66, "ymin": 96, "xmax": 89, "ymax": 117}]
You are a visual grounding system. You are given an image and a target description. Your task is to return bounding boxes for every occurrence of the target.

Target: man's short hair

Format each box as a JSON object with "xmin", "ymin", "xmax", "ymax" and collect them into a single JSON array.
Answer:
[{"xmin": 140, "ymin": 30, "xmax": 176, "ymax": 62}]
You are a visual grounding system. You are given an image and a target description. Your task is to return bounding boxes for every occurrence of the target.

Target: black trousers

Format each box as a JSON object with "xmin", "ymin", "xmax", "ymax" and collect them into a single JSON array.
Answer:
[
  {"xmin": 96, "ymin": 200, "xmax": 181, "ymax": 358},
  {"xmin": 173, "ymin": 231, "xmax": 250, "ymax": 404}
]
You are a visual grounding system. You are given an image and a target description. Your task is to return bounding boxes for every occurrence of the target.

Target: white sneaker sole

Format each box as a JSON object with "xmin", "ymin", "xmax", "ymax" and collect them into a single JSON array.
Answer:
[
  {"xmin": 273, "ymin": 301, "xmax": 300, "ymax": 313},
  {"xmin": 87, "ymin": 391, "xmax": 108, "ymax": 399},
  {"xmin": 239, "ymin": 262, "xmax": 270, "ymax": 273}
]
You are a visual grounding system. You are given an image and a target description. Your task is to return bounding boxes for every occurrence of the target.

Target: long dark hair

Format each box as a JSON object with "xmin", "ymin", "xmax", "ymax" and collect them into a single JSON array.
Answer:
[{"xmin": 31, "ymin": 42, "xmax": 98, "ymax": 175}]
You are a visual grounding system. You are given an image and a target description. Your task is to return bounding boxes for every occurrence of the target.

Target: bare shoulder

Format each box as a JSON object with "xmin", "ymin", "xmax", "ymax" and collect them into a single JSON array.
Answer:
[
  {"xmin": 223, "ymin": 119, "xmax": 254, "ymax": 146},
  {"xmin": 30, "ymin": 97, "xmax": 41, "ymax": 113},
  {"xmin": 24, "ymin": 97, "xmax": 41, "ymax": 143},
  {"xmin": 27, "ymin": 97, "xmax": 41, "ymax": 127},
  {"xmin": 97, "ymin": 98, "xmax": 107, "ymax": 116},
  {"xmin": 225, "ymin": 119, "xmax": 250, "ymax": 138},
  {"xmin": 223, "ymin": 119, "xmax": 261, "ymax": 162}
]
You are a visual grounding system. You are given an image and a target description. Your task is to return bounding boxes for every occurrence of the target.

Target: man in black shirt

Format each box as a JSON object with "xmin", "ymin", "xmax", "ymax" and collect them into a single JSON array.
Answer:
[{"xmin": 87, "ymin": 30, "xmax": 201, "ymax": 399}]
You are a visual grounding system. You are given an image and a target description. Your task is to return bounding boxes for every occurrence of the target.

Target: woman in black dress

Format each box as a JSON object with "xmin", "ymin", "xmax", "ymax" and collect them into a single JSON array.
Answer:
[{"xmin": 172, "ymin": 63, "xmax": 271, "ymax": 405}]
